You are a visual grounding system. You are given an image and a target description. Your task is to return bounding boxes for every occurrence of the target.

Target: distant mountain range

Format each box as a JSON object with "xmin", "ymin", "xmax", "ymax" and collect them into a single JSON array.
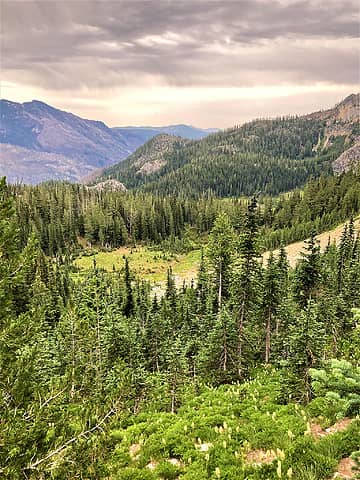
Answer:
[
  {"xmin": 96, "ymin": 94, "xmax": 360, "ymax": 197},
  {"xmin": 114, "ymin": 125, "xmax": 217, "ymax": 145},
  {"xmin": 1, "ymin": 95, "xmax": 358, "ymax": 191},
  {"xmin": 0, "ymin": 99, "xmax": 216, "ymax": 184}
]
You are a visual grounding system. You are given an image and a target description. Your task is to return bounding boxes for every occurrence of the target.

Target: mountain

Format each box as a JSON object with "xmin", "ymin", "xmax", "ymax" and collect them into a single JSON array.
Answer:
[
  {"xmin": 0, "ymin": 99, "xmax": 215, "ymax": 184},
  {"xmin": 0, "ymin": 99, "xmax": 134, "ymax": 184},
  {"xmin": 306, "ymin": 93, "xmax": 359, "ymax": 122},
  {"xmin": 113, "ymin": 125, "xmax": 217, "ymax": 144},
  {"xmin": 306, "ymin": 93, "xmax": 360, "ymax": 174},
  {"xmin": 323, "ymin": 93, "xmax": 360, "ymax": 174},
  {"xmin": 96, "ymin": 94, "xmax": 360, "ymax": 197},
  {"xmin": 96, "ymin": 133, "xmax": 189, "ymax": 188}
]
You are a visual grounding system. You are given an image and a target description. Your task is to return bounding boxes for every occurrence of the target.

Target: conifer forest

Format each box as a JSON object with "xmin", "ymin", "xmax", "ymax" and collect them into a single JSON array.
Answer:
[
  {"xmin": 1, "ymin": 2, "xmax": 360, "ymax": 476},
  {"xmin": 1, "ymin": 163, "xmax": 360, "ymax": 478}
]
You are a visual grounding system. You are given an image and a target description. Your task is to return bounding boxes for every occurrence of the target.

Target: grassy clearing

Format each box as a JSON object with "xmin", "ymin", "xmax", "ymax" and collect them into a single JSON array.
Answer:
[
  {"xmin": 74, "ymin": 217, "xmax": 360, "ymax": 289},
  {"xmin": 74, "ymin": 246, "xmax": 201, "ymax": 288}
]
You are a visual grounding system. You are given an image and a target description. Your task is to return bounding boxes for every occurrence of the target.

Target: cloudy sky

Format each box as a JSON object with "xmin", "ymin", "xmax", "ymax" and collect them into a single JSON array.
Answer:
[{"xmin": 1, "ymin": 0, "xmax": 359, "ymax": 128}]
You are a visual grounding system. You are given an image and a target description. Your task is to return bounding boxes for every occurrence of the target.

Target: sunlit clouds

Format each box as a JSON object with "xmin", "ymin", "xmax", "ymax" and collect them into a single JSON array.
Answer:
[{"xmin": 1, "ymin": 0, "xmax": 359, "ymax": 127}]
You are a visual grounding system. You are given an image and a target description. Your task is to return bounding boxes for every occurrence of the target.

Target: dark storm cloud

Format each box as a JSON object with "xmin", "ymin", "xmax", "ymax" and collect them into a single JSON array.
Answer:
[{"xmin": 1, "ymin": 0, "xmax": 359, "ymax": 90}]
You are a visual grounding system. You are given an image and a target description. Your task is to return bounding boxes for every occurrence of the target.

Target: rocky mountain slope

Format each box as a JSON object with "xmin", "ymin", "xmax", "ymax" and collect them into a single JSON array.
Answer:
[
  {"xmin": 0, "ymin": 99, "xmax": 134, "ymax": 183},
  {"xmin": 0, "ymin": 99, "xmax": 214, "ymax": 184},
  {"xmin": 308, "ymin": 93, "xmax": 359, "ymax": 174},
  {"xmin": 95, "ymin": 94, "xmax": 359, "ymax": 197},
  {"xmin": 307, "ymin": 93, "xmax": 359, "ymax": 123},
  {"xmin": 87, "ymin": 179, "xmax": 127, "ymax": 192},
  {"xmin": 325, "ymin": 93, "xmax": 360, "ymax": 173},
  {"xmin": 96, "ymin": 134, "xmax": 188, "ymax": 188}
]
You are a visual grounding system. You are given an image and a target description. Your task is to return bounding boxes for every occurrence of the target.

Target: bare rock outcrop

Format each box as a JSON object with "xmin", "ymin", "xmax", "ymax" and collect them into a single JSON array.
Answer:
[{"xmin": 333, "ymin": 139, "xmax": 360, "ymax": 173}]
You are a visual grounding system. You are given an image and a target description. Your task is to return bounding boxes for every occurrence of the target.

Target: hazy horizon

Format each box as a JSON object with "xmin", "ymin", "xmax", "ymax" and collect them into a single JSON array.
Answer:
[
  {"xmin": 1, "ymin": 92, "xmax": 358, "ymax": 131},
  {"xmin": 1, "ymin": 0, "xmax": 359, "ymax": 128}
]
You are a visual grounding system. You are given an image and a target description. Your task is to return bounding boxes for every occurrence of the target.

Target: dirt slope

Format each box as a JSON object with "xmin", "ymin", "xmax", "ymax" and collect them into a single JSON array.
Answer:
[{"xmin": 263, "ymin": 218, "xmax": 360, "ymax": 267}]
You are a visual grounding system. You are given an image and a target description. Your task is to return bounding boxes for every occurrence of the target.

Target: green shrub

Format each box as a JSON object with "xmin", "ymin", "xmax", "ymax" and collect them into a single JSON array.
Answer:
[
  {"xmin": 115, "ymin": 467, "xmax": 156, "ymax": 480},
  {"xmin": 155, "ymin": 460, "xmax": 181, "ymax": 479},
  {"xmin": 310, "ymin": 359, "xmax": 360, "ymax": 418}
]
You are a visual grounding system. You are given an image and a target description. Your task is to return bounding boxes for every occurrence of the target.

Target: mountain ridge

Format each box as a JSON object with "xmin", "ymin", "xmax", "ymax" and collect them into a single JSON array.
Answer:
[
  {"xmin": 0, "ymin": 99, "xmax": 215, "ymax": 184},
  {"xmin": 95, "ymin": 94, "xmax": 359, "ymax": 197}
]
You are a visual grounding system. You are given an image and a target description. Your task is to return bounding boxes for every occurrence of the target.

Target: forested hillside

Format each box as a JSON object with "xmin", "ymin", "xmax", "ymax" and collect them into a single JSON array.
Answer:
[
  {"xmin": 12, "ymin": 170, "xmax": 360, "ymax": 256},
  {"xmin": 97, "ymin": 134, "xmax": 188, "ymax": 189},
  {"xmin": 97, "ymin": 95, "xmax": 359, "ymax": 198},
  {"xmin": 1, "ymin": 176, "xmax": 360, "ymax": 479}
]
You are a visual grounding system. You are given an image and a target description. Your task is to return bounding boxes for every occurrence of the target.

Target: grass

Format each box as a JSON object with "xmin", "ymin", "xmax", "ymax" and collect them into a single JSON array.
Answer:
[
  {"xmin": 74, "ymin": 246, "xmax": 201, "ymax": 289},
  {"xmin": 74, "ymin": 217, "xmax": 360, "ymax": 291}
]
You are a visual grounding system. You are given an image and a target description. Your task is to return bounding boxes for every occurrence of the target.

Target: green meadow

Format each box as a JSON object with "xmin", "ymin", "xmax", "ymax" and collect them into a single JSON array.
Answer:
[{"xmin": 74, "ymin": 246, "xmax": 202, "ymax": 287}]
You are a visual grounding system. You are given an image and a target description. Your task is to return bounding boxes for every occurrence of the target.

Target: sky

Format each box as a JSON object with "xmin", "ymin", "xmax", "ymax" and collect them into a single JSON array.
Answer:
[{"xmin": 1, "ymin": 0, "xmax": 359, "ymax": 128}]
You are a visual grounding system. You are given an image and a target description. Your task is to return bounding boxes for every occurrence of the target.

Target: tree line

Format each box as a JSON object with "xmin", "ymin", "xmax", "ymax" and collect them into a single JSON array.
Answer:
[{"xmin": 10, "ymin": 170, "xmax": 360, "ymax": 256}]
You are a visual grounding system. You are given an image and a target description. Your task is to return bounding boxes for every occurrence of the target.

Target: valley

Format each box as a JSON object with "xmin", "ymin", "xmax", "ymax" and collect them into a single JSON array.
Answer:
[
  {"xmin": 2, "ymin": 0, "xmax": 360, "ymax": 477},
  {"xmin": 74, "ymin": 245, "xmax": 202, "ymax": 290},
  {"xmin": 1, "ymin": 95, "xmax": 360, "ymax": 480},
  {"xmin": 73, "ymin": 216, "xmax": 360, "ymax": 291}
]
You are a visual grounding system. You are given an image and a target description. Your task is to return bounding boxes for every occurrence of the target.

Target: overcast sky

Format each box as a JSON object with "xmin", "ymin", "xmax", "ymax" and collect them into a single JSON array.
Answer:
[{"xmin": 1, "ymin": 0, "xmax": 359, "ymax": 128}]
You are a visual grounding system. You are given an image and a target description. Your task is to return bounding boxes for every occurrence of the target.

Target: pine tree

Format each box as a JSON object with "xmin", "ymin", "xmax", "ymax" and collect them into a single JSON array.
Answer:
[
  {"xmin": 262, "ymin": 252, "xmax": 281, "ymax": 363},
  {"xmin": 207, "ymin": 213, "xmax": 236, "ymax": 310},
  {"xmin": 294, "ymin": 231, "xmax": 321, "ymax": 307},
  {"xmin": 287, "ymin": 301, "xmax": 326, "ymax": 401},
  {"xmin": 232, "ymin": 197, "xmax": 261, "ymax": 375},
  {"xmin": 123, "ymin": 257, "xmax": 134, "ymax": 317}
]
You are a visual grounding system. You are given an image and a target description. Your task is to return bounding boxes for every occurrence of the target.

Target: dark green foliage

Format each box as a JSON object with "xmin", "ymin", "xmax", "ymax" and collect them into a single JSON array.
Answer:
[
  {"xmin": 9, "ymin": 170, "xmax": 360, "ymax": 261},
  {"xmin": 99, "ymin": 116, "xmax": 351, "ymax": 198},
  {"xmin": 1, "ymin": 175, "xmax": 360, "ymax": 479},
  {"xmin": 294, "ymin": 233, "xmax": 321, "ymax": 306}
]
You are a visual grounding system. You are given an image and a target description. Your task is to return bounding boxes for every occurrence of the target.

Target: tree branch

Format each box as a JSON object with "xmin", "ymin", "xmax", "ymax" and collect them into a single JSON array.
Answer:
[{"xmin": 25, "ymin": 406, "xmax": 116, "ymax": 471}]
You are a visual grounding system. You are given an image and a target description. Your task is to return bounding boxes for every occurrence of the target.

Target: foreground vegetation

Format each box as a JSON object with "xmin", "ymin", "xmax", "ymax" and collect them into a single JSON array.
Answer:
[
  {"xmin": 107, "ymin": 368, "xmax": 360, "ymax": 480},
  {"xmin": 1, "ymin": 174, "xmax": 360, "ymax": 478}
]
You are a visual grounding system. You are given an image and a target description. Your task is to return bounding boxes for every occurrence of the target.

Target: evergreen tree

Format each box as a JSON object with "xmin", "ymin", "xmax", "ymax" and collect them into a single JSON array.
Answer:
[
  {"xmin": 123, "ymin": 257, "xmax": 134, "ymax": 317},
  {"xmin": 287, "ymin": 301, "xmax": 326, "ymax": 401},
  {"xmin": 232, "ymin": 197, "xmax": 261, "ymax": 375},
  {"xmin": 262, "ymin": 252, "xmax": 281, "ymax": 363},
  {"xmin": 207, "ymin": 213, "xmax": 236, "ymax": 310},
  {"xmin": 294, "ymin": 232, "xmax": 321, "ymax": 307}
]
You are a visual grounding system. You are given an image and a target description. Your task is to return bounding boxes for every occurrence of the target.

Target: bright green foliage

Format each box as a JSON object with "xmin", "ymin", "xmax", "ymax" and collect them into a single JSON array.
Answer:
[
  {"xmin": 105, "ymin": 371, "xmax": 360, "ymax": 480},
  {"xmin": 310, "ymin": 359, "xmax": 360, "ymax": 418}
]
